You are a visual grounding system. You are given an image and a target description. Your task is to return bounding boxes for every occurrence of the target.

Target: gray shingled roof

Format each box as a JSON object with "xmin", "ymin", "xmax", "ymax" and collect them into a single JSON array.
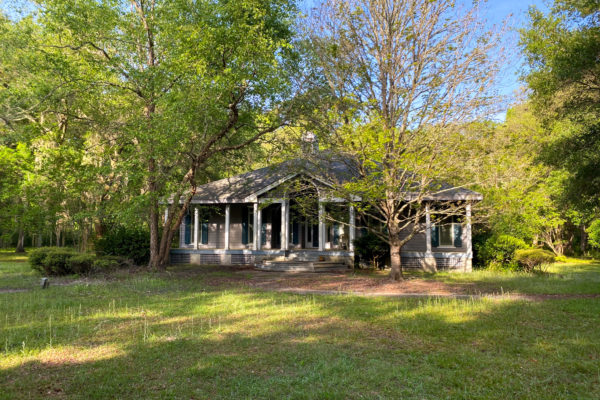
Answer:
[{"xmin": 184, "ymin": 153, "xmax": 482, "ymax": 203}]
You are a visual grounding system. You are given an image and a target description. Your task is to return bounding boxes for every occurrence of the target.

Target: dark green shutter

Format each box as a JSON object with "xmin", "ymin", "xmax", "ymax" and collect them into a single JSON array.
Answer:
[
  {"xmin": 312, "ymin": 225, "xmax": 319, "ymax": 247},
  {"xmin": 453, "ymin": 224, "xmax": 462, "ymax": 247},
  {"xmin": 431, "ymin": 225, "xmax": 439, "ymax": 248},
  {"xmin": 292, "ymin": 221, "xmax": 299, "ymax": 244},
  {"xmin": 333, "ymin": 223, "xmax": 340, "ymax": 245},
  {"xmin": 261, "ymin": 222, "xmax": 267, "ymax": 245},
  {"xmin": 184, "ymin": 214, "xmax": 192, "ymax": 245},
  {"xmin": 201, "ymin": 221, "xmax": 208, "ymax": 244},
  {"xmin": 241, "ymin": 207, "xmax": 248, "ymax": 245}
]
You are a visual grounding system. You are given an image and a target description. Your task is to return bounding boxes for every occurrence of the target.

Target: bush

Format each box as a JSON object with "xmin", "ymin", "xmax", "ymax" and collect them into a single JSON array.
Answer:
[
  {"xmin": 555, "ymin": 255, "xmax": 568, "ymax": 263},
  {"xmin": 479, "ymin": 234, "xmax": 529, "ymax": 270},
  {"xmin": 95, "ymin": 227, "xmax": 149, "ymax": 265},
  {"xmin": 29, "ymin": 247, "xmax": 77, "ymax": 275},
  {"xmin": 28, "ymin": 247, "xmax": 130, "ymax": 276},
  {"xmin": 353, "ymin": 232, "xmax": 389, "ymax": 269},
  {"xmin": 514, "ymin": 248, "xmax": 556, "ymax": 273},
  {"xmin": 44, "ymin": 248, "xmax": 77, "ymax": 275},
  {"xmin": 28, "ymin": 247, "xmax": 57, "ymax": 274},
  {"xmin": 68, "ymin": 253, "xmax": 97, "ymax": 274},
  {"xmin": 588, "ymin": 219, "xmax": 600, "ymax": 249}
]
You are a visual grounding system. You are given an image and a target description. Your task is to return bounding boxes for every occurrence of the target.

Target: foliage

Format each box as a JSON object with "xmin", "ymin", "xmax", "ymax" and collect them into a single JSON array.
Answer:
[
  {"xmin": 352, "ymin": 232, "xmax": 389, "ymax": 269},
  {"xmin": 514, "ymin": 248, "xmax": 556, "ymax": 273},
  {"xmin": 479, "ymin": 235, "xmax": 529, "ymax": 271},
  {"xmin": 95, "ymin": 227, "xmax": 150, "ymax": 266},
  {"xmin": 521, "ymin": 1, "xmax": 600, "ymax": 212},
  {"xmin": 588, "ymin": 219, "xmax": 600, "ymax": 249},
  {"xmin": 29, "ymin": 247, "xmax": 77, "ymax": 275},
  {"xmin": 28, "ymin": 246, "xmax": 129, "ymax": 275},
  {"xmin": 67, "ymin": 253, "xmax": 97, "ymax": 274}
]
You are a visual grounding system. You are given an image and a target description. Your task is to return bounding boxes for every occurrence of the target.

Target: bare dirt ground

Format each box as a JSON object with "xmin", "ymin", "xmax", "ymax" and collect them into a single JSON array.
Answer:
[{"xmin": 168, "ymin": 264, "xmax": 600, "ymax": 301}]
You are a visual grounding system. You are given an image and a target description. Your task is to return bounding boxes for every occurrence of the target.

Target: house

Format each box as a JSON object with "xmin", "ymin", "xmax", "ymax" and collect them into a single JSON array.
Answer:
[{"xmin": 168, "ymin": 151, "xmax": 482, "ymax": 272}]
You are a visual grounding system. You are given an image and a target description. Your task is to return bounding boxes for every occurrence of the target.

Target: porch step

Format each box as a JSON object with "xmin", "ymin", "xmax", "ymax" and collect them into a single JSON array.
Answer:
[{"xmin": 256, "ymin": 260, "xmax": 349, "ymax": 273}]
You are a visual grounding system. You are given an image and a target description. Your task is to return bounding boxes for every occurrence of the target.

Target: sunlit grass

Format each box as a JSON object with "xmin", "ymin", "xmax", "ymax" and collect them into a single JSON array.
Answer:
[{"xmin": 1, "ymin": 256, "xmax": 599, "ymax": 399}]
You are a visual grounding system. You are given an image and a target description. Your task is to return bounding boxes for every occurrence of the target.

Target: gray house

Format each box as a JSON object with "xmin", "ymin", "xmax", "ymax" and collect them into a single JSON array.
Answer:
[{"xmin": 169, "ymin": 153, "xmax": 482, "ymax": 272}]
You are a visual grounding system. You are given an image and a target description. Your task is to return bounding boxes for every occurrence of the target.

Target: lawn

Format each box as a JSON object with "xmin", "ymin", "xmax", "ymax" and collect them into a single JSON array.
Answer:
[{"xmin": 1, "ymin": 252, "xmax": 599, "ymax": 399}]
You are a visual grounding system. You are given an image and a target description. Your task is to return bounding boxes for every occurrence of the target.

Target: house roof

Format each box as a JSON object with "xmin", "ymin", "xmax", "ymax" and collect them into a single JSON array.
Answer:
[{"xmin": 180, "ymin": 153, "xmax": 483, "ymax": 204}]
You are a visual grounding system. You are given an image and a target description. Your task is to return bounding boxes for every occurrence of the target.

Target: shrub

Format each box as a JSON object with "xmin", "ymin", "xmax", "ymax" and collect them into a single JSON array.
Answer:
[
  {"xmin": 92, "ymin": 256, "xmax": 126, "ymax": 272},
  {"xmin": 68, "ymin": 253, "xmax": 97, "ymax": 275},
  {"xmin": 514, "ymin": 248, "xmax": 556, "ymax": 273},
  {"xmin": 95, "ymin": 227, "xmax": 149, "ymax": 265},
  {"xmin": 43, "ymin": 248, "xmax": 77, "ymax": 275},
  {"xmin": 353, "ymin": 232, "xmax": 389, "ymax": 269},
  {"xmin": 555, "ymin": 255, "xmax": 568, "ymax": 263},
  {"xmin": 28, "ymin": 247, "xmax": 58, "ymax": 274},
  {"xmin": 479, "ymin": 234, "xmax": 529, "ymax": 270},
  {"xmin": 588, "ymin": 219, "xmax": 600, "ymax": 249}
]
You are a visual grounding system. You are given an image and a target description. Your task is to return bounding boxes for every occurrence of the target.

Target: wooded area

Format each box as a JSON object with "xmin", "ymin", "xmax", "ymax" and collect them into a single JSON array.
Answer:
[{"xmin": 1, "ymin": 0, "xmax": 599, "ymax": 276}]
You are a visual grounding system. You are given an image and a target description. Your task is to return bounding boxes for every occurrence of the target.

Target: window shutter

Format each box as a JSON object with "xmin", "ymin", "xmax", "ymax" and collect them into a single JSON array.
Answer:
[
  {"xmin": 333, "ymin": 223, "xmax": 340, "ymax": 245},
  {"xmin": 201, "ymin": 221, "xmax": 208, "ymax": 244},
  {"xmin": 261, "ymin": 222, "xmax": 267, "ymax": 245},
  {"xmin": 292, "ymin": 221, "xmax": 299, "ymax": 244},
  {"xmin": 453, "ymin": 224, "xmax": 462, "ymax": 247},
  {"xmin": 184, "ymin": 214, "xmax": 192, "ymax": 245},
  {"xmin": 241, "ymin": 207, "xmax": 248, "ymax": 245},
  {"xmin": 431, "ymin": 225, "xmax": 439, "ymax": 248}
]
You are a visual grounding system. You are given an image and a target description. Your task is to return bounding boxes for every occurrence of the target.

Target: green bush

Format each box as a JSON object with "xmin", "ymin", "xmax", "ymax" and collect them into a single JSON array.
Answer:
[
  {"xmin": 68, "ymin": 253, "xmax": 97, "ymax": 274},
  {"xmin": 479, "ymin": 234, "xmax": 529, "ymax": 270},
  {"xmin": 588, "ymin": 219, "xmax": 600, "ymax": 249},
  {"xmin": 28, "ymin": 247, "xmax": 130, "ymax": 276},
  {"xmin": 95, "ymin": 227, "xmax": 149, "ymax": 265},
  {"xmin": 353, "ymin": 232, "xmax": 389, "ymax": 269},
  {"xmin": 555, "ymin": 255, "xmax": 568, "ymax": 263},
  {"xmin": 28, "ymin": 247, "xmax": 58, "ymax": 274},
  {"xmin": 514, "ymin": 248, "xmax": 556, "ymax": 273},
  {"xmin": 92, "ymin": 256, "xmax": 128, "ymax": 272},
  {"xmin": 42, "ymin": 248, "xmax": 77, "ymax": 275}
]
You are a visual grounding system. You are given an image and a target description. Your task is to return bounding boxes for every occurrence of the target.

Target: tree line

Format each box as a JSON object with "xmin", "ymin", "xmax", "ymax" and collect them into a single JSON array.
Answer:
[{"xmin": 0, "ymin": 0, "xmax": 598, "ymax": 277}]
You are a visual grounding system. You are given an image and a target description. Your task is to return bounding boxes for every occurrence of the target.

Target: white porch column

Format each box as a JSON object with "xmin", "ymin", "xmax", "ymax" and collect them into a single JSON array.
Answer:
[
  {"xmin": 281, "ymin": 200, "xmax": 289, "ymax": 250},
  {"xmin": 425, "ymin": 203, "xmax": 432, "ymax": 255},
  {"xmin": 224, "ymin": 204, "xmax": 231, "ymax": 250},
  {"xmin": 465, "ymin": 202, "xmax": 472, "ymax": 271},
  {"xmin": 318, "ymin": 202, "xmax": 325, "ymax": 251},
  {"xmin": 256, "ymin": 204, "xmax": 262, "ymax": 250},
  {"xmin": 348, "ymin": 205, "xmax": 355, "ymax": 252},
  {"xmin": 193, "ymin": 207, "xmax": 199, "ymax": 250},
  {"xmin": 252, "ymin": 202, "xmax": 259, "ymax": 251}
]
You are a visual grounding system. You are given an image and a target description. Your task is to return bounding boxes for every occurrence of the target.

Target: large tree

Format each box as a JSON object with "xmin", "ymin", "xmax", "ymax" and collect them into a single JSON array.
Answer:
[
  {"xmin": 19, "ymin": 0, "xmax": 303, "ymax": 268},
  {"xmin": 308, "ymin": 0, "xmax": 504, "ymax": 279},
  {"xmin": 521, "ymin": 0, "xmax": 600, "ymax": 213}
]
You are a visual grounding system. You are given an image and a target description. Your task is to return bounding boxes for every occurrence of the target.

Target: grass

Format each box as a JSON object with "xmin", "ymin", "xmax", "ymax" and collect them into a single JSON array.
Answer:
[{"xmin": 1, "ymin": 251, "xmax": 599, "ymax": 399}]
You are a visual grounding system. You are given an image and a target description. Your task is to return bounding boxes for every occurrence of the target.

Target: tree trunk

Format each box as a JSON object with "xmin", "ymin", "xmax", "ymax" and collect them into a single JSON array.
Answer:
[
  {"xmin": 15, "ymin": 226, "xmax": 25, "ymax": 253},
  {"xmin": 148, "ymin": 157, "xmax": 161, "ymax": 270},
  {"xmin": 580, "ymin": 223, "xmax": 587, "ymax": 255},
  {"xmin": 389, "ymin": 241, "xmax": 403, "ymax": 281}
]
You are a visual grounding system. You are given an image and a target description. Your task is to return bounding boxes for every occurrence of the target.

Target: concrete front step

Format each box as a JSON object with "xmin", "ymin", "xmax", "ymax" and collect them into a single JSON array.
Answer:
[{"xmin": 256, "ymin": 260, "xmax": 349, "ymax": 272}]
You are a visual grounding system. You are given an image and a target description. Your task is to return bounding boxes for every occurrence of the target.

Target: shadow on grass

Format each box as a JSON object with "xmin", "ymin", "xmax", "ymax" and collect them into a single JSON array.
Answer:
[{"xmin": 1, "ymin": 283, "xmax": 599, "ymax": 399}]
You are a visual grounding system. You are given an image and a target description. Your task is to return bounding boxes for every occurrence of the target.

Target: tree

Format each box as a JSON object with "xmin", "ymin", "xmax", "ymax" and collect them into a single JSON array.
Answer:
[
  {"xmin": 308, "ymin": 0, "xmax": 503, "ymax": 279},
  {"xmin": 29, "ymin": 0, "xmax": 303, "ymax": 268},
  {"xmin": 521, "ymin": 0, "xmax": 600, "ymax": 213}
]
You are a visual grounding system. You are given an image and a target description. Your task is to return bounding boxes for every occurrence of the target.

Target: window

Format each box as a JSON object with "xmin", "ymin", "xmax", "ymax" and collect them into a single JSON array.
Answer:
[
  {"xmin": 439, "ymin": 224, "xmax": 453, "ymax": 247},
  {"xmin": 431, "ymin": 223, "xmax": 462, "ymax": 248}
]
